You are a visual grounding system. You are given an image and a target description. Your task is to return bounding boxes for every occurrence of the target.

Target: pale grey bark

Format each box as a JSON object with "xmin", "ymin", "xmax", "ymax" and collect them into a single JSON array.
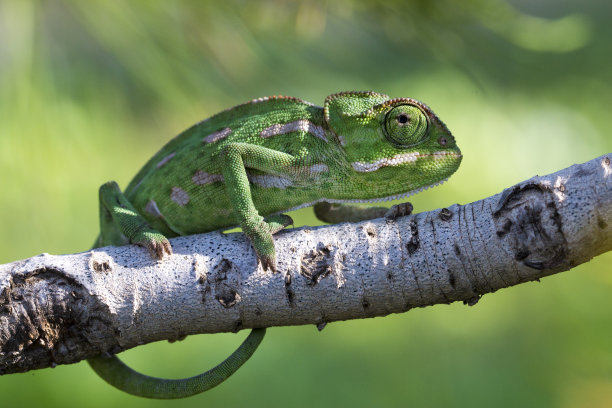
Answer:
[{"xmin": 1, "ymin": 153, "xmax": 611, "ymax": 375}]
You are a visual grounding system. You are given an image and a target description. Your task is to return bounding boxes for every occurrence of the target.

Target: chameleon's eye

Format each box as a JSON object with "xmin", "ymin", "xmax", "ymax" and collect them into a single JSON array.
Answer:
[{"xmin": 383, "ymin": 104, "xmax": 429, "ymax": 147}]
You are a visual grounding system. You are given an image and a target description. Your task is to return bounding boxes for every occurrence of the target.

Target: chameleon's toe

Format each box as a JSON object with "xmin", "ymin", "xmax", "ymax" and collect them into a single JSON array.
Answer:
[
  {"xmin": 264, "ymin": 213, "xmax": 293, "ymax": 234},
  {"xmin": 258, "ymin": 253, "xmax": 277, "ymax": 273},
  {"xmin": 385, "ymin": 202, "xmax": 414, "ymax": 220},
  {"xmin": 254, "ymin": 240, "xmax": 277, "ymax": 272},
  {"xmin": 248, "ymin": 225, "xmax": 277, "ymax": 272},
  {"xmin": 133, "ymin": 231, "xmax": 173, "ymax": 259}
]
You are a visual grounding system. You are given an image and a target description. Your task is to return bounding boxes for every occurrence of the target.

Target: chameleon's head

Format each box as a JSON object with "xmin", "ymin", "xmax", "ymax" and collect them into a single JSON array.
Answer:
[{"xmin": 324, "ymin": 91, "xmax": 462, "ymax": 199}]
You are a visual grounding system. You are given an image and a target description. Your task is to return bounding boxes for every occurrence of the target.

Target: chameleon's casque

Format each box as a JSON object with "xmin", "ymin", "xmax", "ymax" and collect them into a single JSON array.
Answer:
[{"xmin": 89, "ymin": 91, "xmax": 461, "ymax": 398}]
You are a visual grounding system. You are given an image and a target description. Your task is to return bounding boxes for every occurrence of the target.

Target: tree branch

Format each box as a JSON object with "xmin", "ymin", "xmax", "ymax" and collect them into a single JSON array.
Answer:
[{"xmin": 1, "ymin": 154, "xmax": 610, "ymax": 375}]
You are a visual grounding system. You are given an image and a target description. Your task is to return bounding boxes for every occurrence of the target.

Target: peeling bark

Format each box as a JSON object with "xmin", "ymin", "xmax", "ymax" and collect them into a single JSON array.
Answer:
[{"xmin": 1, "ymin": 153, "xmax": 610, "ymax": 375}]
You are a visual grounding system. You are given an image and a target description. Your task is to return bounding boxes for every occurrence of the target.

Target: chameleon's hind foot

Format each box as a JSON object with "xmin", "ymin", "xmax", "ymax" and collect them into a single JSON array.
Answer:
[
  {"xmin": 98, "ymin": 180, "xmax": 173, "ymax": 260},
  {"xmin": 133, "ymin": 230, "xmax": 173, "ymax": 259}
]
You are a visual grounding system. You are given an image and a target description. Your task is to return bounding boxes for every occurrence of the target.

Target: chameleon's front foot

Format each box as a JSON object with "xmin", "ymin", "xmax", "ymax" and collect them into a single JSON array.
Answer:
[
  {"xmin": 132, "ymin": 229, "xmax": 173, "ymax": 259},
  {"xmin": 247, "ymin": 214, "xmax": 293, "ymax": 272}
]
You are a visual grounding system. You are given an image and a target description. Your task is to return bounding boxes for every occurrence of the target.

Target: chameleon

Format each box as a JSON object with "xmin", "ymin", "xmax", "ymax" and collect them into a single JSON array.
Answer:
[{"xmin": 87, "ymin": 91, "xmax": 462, "ymax": 398}]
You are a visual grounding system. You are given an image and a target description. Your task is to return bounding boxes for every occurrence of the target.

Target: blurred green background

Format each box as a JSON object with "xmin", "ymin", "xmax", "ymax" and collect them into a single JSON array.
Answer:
[{"xmin": 1, "ymin": 1, "xmax": 611, "ymax": 407}]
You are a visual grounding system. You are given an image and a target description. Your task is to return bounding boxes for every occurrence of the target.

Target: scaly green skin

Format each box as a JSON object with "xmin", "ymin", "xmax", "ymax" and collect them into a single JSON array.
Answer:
[{"xmin": 88, "ymin": 91, "xmax": 462, "ymax": 398}]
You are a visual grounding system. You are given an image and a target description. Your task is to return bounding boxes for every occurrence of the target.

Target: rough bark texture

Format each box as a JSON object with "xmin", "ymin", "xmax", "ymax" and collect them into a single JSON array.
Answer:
[{"xmin": 1, "ymin": 154, "xmax": 610, "ymax": 375}]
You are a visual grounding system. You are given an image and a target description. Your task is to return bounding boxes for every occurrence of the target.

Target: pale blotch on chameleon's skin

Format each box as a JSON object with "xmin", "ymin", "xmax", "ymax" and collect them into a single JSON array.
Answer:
[
  {"xmin": 191, "ymin": 169, "xmax": 296, "ymax": 189},
  {"xmin": 247, "ymin": 174, "xmax": 293, "ymax": 189},
  {"xmin": 156, "ymin": 152, "xmax": 176, "ymax": 168},
  {"xmin": 260, "ymin": 120, "xmax": 327, "ymax": 142},
  {"xmin": 192, "ymin": 170, "xmax": 223, "ymax": 185},
  {"xmin": 145, "ymin": 199, "xmax": 164, "ymax": 218},
  {"xmin": 190, "ymin": 165, "xmax": 328, "ymax": 189},
  {"xmin": 170, "ymin": 186, "xmax": 190, "ymax": 206},
  {"xmin": 203, "ymin": 127, "xmax": 231, "ymax": 144},
  {"xmin": 351, "ymin": 151, "xmax": 460, "ymax": 173},
  {"xmin": 309, "ymin": 163, "xmax": 329, "ymax": 173},
  {"xmin": 336, "ymin": 133, "xmax": 347, "ymax": 146}
]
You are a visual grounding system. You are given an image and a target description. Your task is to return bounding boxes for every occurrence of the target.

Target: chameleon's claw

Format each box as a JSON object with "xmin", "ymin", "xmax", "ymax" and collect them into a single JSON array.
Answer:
[
  {"xmin": 157, "ymin": 239, "xmax": 173, "ymax": 258},
  {"xmin": 385, "ymin": 202, "xmax": 414, "ymax": 220},
  {"xmin": 247, "ymin": 217, "xmax": 285, "ymax": 273},
  {"xmin": 252, "ymin": 236, "xmax": 277, "ymax": 272},
  {"xmin": 258, "ymin": 254, "xmax": 277, "ymax": 273},
  {"xmin": 134, "ymin": 232, "xmax": 173, "ymax": 260},
  {"xmin": 246, "ymin": 213, "xmax": 291, "ymax": 273}
]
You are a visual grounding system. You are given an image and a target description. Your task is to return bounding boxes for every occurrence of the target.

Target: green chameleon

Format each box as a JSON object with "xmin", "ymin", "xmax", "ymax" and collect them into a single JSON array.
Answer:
[{"xmin": 87, "ymin": 91, "xmax": 462, "ymax": 398}]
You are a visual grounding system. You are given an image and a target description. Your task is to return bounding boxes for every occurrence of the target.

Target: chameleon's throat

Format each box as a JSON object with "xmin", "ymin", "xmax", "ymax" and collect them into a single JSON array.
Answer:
[{"xmin": 281, "ymin": 177, "xmax": 450, "ymax": 213}]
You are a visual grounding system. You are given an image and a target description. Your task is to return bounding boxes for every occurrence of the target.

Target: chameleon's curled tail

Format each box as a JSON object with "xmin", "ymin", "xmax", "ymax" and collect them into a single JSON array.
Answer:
[{"xmin": 87, "ymin": 328, "xmax": 265, "ymax": 399}]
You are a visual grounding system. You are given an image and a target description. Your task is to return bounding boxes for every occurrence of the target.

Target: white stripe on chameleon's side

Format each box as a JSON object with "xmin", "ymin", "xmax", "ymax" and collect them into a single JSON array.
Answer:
[
  {"xmin": 309, "ymin": 163, "xmax": 329, "ymax": 173},
  {"xmin": 352, "ymin": 152, "xmax": 419, "ymax": 173},
  {"xmin": 192, "ymin": 170, "xmax": 224, "ymax": 185},
  {"xmin": 351, "ymin": 152, "xmax": 459, "ymax": 173},
  {"xmin": 260, "ymin": 120, "xmax": 328, "ymax": 142},
  {"xmin": 156, "ymin": 152, "xmax": 176, "ymax": 168},
  {"xmin": 247, "ymin": 174, "xmax": 293, "ymax": 189},
  {"xmin": 170, "ymin": 186, "xmax": 190, "ymax": 206},
  {"xmin": 203, "ymin": 127, "xmax": 232, "ymax": 144},
  {"xmin": 144, "ymin": 199, "xmax": 163, "ymax": 218},
  {"xmin": 131, "ymin": 178, "xmax": 145, "ymax": 193},
  {"xmin": 190, "ymin": 169, "xmax": 292, "ymax": 189}
]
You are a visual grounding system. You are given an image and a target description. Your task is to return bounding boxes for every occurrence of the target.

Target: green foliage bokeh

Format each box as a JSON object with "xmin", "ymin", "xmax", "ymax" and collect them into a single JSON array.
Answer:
[{"xmin": 0, "ymin": 1, "xmax": 610, "ymax": 407}]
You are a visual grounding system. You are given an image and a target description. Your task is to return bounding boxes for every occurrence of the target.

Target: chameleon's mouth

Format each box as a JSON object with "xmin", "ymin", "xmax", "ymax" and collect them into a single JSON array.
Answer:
[{"xmin": 351, "ymin": 151, "xmax": 461, "ymax": 173}]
